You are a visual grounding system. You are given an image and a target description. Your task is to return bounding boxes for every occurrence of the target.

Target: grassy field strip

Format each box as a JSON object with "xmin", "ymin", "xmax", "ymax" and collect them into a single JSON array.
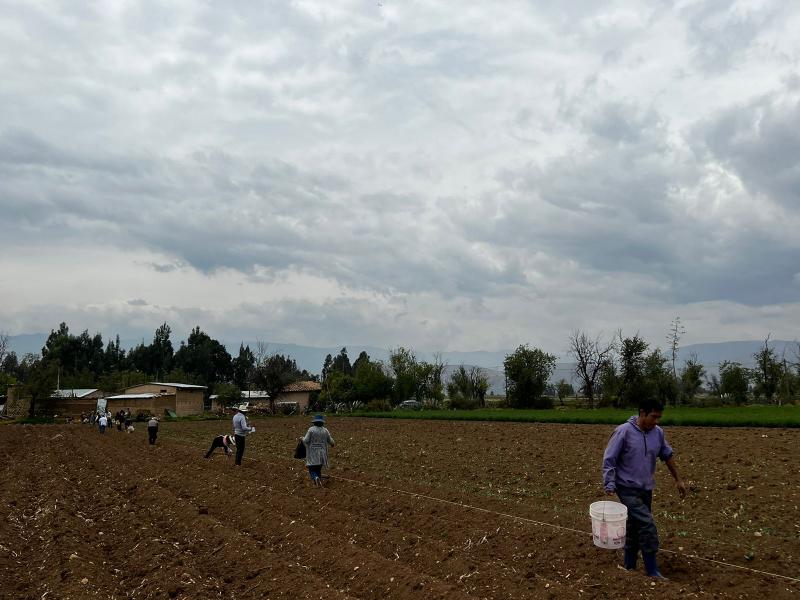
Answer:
[{"xmin": 348, "ymin": 406, "xmax": 800, "ymax": 427}]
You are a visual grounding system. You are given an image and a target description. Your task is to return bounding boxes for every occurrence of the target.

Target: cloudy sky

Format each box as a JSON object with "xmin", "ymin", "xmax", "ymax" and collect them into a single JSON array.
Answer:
[{"xmin": 1, "ymin": 0, "xmax": 799, "ymax": 354}]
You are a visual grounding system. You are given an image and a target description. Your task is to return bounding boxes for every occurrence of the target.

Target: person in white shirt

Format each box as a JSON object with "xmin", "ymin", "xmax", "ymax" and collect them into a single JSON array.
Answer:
[
  {"xmin": 232, "ymin": 405, "xmax": 255, "ymax": 466},
  {"xmin": 98, "ymin": 414, "xmax": 108, "ymax": 433}
]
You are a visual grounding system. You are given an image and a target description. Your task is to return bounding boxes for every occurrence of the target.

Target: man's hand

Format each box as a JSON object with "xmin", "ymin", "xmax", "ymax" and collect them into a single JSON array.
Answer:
[
  {"xmin": 676, "ymin": 479, "xmax": 687, "ymax": 499},
  {"xmin": 605, "ymin": 488, "xmax": 615, "ymax": 496}
]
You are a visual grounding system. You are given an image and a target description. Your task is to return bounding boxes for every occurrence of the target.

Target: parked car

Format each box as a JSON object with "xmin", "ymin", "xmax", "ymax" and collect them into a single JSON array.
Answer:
[{"xmin": 397, "ymin": 400, "xmax": 422, "ymax": 410}]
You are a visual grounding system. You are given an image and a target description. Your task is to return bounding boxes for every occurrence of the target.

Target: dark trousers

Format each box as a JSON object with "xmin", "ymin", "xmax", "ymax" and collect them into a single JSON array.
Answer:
[
  {"xmin": 234, "ymin": 434, "xmax": 246, "ymax": 465},
  {"xmin": 307, "ymin": 465, "xmax": 322, "ymax": 481},
  {"xmin": 616, "ymin": 485, "xmax": 659, "ymax": 554},
  {"xmin": 205, "ymin": 436, "xmax": 232, "ymax": 458},
  {"xmin": 148, "ymin": 426, "xmax": 158, "ymax": 445}
]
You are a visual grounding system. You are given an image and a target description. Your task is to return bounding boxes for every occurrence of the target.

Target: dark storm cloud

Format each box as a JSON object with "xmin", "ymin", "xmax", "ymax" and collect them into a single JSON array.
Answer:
[
  {"xmin": 0, "ymin": 127, "xmax": 519, "ymax": 298},
  {"xmin": 2, "ymin": 0, "xmax": 800, "ymax": 349},
  {"xmin": 697, "ymin": 93, "xmax": 800, "ymax": 210},
  {"xmin": 454, "ymin": 93, "xmax": 800, "ymax": 306}
]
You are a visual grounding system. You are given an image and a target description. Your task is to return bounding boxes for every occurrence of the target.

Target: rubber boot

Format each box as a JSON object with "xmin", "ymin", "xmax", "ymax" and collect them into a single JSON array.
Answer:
[
  {"xmin": 623, "ymin": 548, "xmax": 638, "ymax": 570},
  {"xmin": 643, "ymin": 552, "xmax": 667, "ymax": 579}
]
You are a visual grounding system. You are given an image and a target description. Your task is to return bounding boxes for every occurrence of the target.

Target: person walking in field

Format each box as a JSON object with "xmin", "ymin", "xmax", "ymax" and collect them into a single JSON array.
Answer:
[
  {"xmin": 98, "ymin": 413, "xmax": 108, "ymax": 433},
  {"xmin": 147, "ymin": 416, "xmax": 159, "ymax": 445},
  {"xmin": 232, "ymin": 405, "xmax": 255, "ymax": 466},
  {"xmin": 301, "ymin": 414, "xmax": 335, "ymax": 487},
  {"xmin": 602, "ymin": 398, "xmax": 687, "ymax": 578}
]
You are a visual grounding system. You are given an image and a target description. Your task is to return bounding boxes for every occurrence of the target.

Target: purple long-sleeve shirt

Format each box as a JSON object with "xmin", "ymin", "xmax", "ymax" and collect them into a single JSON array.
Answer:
[{"xmin": 602, "ymin": 416, "xmax": 674, "ymax": 492}]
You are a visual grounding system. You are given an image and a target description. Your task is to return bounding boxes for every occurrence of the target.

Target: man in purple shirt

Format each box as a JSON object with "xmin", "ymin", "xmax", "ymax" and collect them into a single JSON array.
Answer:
[{"xmin": 603, "ymin": 398, "xmax": 686, "ymax": 578}]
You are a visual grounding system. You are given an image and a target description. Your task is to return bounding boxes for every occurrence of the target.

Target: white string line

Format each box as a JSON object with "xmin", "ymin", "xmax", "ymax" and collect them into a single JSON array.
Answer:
[
  {"xmin": 259, "ymin": 454, "xmax": 799, "ymax": 585},
  {"xmin": 203, "ymin": 448, "xmax": 800, "ymax": 585},
  {"xmin": 329, "ymin": 473, "xmax": 800, "ymax": 584},
  {"xmin": 330, "ymin": 473, "xmax": 590, "ymax": 536}
]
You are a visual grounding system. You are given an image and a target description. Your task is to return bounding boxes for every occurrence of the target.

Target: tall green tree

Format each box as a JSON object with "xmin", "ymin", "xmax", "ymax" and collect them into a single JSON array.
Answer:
[
  {"xmin": 644, "ymin": 348, "xmax": 678, "ymax": 407},
  {"xmin": 598, "ymin": 361, "xmax": 620, "ymax": 407},
  {"xmin": 104, "ymin": 335, "xmax": 126, "ymax": 373},
  {"xmin": 617, "ymin": 334, "xmax": 649, "ymax": 408},
  {"xmin": 389, "ymin": 347, "xmax": 418, "ymax": 405},
  {"xmin": 556, "ymin": 379, "xmax": 574, "ymax": 405},
  {"xmin": 251, "ymin": 353, "xmax": 306, "ymax": 413},
  {"xmin": 150, "ymin": 322, "xmax": 174, "ymax": 377},
  {"xmin": 419, "ymin": 354, "xmax": 446, "ymax": 407},
  {"xmin": 20, "ymin": 358, "xmax": 58, "ymax": 418},
  {"xmin": 504, "ymin": 345, "xmax": 557, "ymax": 409},
  {"xmin": 232, "ymin": 344, "xmax": 255, "ymax": 390},
  {"xmin": 320, "ymin": 370, "xmax": 355, "ymax": 407},
  {"xmin": 718, "ymin": 361, "xmax": 750, "ymax": 405},
  {"xmin": 41, "ymin": 323, "xmax": 105, "ymax": 378},
  {"xmin": 214, "ymin": 382, "xmax": 243, "ymax": 408},
  {"xmin": 447, "ymin": 365, "xmax": 489, "ymax": 409},
  {"xmin": 679, "ymin": 355, "xmax": 706, "ymax": 405},
  {"xmin": 352, "ymin": 359, "xmax": 393, "ymax": 403},
  {"xmin": 331, "ymin": 347, "xmax": 353, "ymax": 376},
  {"xmin": 352, "ymin": 351, "xmax": 370, "ymax": 375},
  {"xmin": 752, "ymin": 336, "xmax": 781, "ymax": 404},
  {"xmin": 321, "ymin": 354, "xmax": 333, "ymax": 381},
  {"xmin": 172, "ymin": 326, "xmax": 232, "ymax": 389}
]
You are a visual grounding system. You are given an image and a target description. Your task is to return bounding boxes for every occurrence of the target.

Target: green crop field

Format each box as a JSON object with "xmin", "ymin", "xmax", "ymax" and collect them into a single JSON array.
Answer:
[{"xmin": 349, "ymin": 405, "xmax": 800, "ymax": 427}]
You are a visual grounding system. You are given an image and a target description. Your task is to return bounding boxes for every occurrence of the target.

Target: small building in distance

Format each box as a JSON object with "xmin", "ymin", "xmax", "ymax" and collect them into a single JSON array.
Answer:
[
  {"xmin": 48, "ymin": 388, "xmax": 106, "ymax": 416},
  {"xmin": 274, "ymin": 381, "xmax": 321, "ymax": 412},
  {"xmin": 104, "ymin": 393, "xmax": 176, "ymax": 418},
  {"xmin": 122, "ymin": 382, "xmax": 206, "ymax": 416},
  {"xmin": 3, "ymin": 387, "xmax": 108, "ymax": 418}
]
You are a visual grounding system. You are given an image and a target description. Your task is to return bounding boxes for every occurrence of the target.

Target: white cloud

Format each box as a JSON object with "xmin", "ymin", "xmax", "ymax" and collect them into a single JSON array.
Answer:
[{"xmin": 1, "ymin": 1, "xmax": 799, "ymax": 351}]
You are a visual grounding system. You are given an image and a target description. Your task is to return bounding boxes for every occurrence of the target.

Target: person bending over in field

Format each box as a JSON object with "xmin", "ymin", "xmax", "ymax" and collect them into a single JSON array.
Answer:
[
  {"xmin": 301, "ymin": 414, "xmax": 335, "ymax": 487},
  {"xmin": 602, "ymin": 398, "xmax": 687, "ymax": 579},
  {"xmin": 204, "ymin": 434, "xmax": 237, "ymax": 459},
  {"xmin": 147, "ymin": 416, "xmax": 159, "ymax": 445}
]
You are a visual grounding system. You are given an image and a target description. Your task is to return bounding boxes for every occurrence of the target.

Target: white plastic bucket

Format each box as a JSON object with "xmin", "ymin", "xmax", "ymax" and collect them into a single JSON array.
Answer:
[{"xmin": 589, "ymin": 501, "xmax": 627, "ymax": 549}]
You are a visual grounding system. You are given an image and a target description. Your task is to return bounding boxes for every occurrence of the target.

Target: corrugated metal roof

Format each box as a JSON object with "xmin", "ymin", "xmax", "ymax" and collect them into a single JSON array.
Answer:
[
  {"xmin": 105, "ymin": 394, "xmax": 159, "ymax": 400},
  {"xmin": 149, "ymin": 382, "xmax": 207, "ymax": 389},
  {"xmin": 52, "ymin": 389, "xmax": 98, "ymax": 398},
  {"xmin": 242, "ymin": 390, "xmax": 270, "ymax": 399}
]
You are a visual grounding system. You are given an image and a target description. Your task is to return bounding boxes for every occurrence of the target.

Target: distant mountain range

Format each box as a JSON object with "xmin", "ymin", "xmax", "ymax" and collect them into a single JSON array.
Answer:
[{"xmin": 6, "ymin": 333, "xmax": 797, "ymax": 394}]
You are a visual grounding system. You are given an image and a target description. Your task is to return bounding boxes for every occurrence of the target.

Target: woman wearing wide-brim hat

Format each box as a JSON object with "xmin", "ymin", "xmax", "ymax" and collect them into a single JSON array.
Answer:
[{"xmin": 301, "ymin": 415, "xmax": 335, "ymax": 487}]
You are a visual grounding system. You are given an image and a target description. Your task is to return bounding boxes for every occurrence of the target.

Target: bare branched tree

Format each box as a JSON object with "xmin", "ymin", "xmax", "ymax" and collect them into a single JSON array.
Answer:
[
  {"xmin": 568, "ymin": 330, "xmax": 615, "ymax": 408},
  {"xmin": 666, "ymin": 316, "xmax": 686, "ymax": 378},
  {"xmin": 254, "ymin": 340, "xmax": 270, "ymax": 367},
  {"xmin": 0, "ymin": 331, "xmax": 9, "ymax": 366}
]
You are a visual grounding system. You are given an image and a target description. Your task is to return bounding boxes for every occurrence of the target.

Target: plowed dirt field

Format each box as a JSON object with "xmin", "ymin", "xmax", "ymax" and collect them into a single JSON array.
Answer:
[{"xmin": 1, "ymin": 417, "xmax": 798, "ymax": 599}]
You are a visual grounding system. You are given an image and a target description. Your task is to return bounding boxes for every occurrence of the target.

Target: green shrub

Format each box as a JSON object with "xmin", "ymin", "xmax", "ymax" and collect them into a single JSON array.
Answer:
[
  {"xmin": 365, "ymin": 399, "xmax": 392, "ymax": 412},
  {"xmin": 449, "ymin": 395, "xmax": 480, "ymax": 410}
]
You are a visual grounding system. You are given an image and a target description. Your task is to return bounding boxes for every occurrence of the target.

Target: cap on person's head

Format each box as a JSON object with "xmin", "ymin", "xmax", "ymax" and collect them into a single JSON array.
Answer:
[
  {"xmin": 237, "ymin": 404, "xmax": 249, "ymax": 412},
  {"xmin": 312, "ymin": 414, "xmax": 325, "ymax": 424}
]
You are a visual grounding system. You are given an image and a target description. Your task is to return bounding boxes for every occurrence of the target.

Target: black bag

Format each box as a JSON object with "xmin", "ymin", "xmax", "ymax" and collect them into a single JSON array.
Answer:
[{"xmin": 293, "ymin": 439, "xmax": 306, "ymax": 459}]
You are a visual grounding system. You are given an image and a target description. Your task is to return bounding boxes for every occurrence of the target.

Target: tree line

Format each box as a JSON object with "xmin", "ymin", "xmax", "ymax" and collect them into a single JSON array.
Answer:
[
  {"xmin": 1, "ymin": 318, "xmax": 798, "ymax": 417},
  {"xmin": 0, "ymin": 323, "xmax": 315, "ymax": 416},
  {"xmin": 567, "ymin": 322, "xmax": 800, "ymax": 408}
]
